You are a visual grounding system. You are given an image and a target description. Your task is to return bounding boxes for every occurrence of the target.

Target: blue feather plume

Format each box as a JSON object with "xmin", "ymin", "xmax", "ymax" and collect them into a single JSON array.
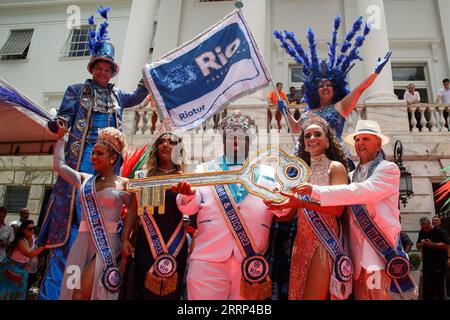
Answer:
[
  {"xmin": 273, "ymin": 31, "xmax": 305, "ymax": 66},
  {"xmin": 284, "ymin": 31, "xmax": 310, "ymax": 69},
  {"xmin": 87, "ymin": 5, "xmax": 111, "ymax": 55},
  {"xmin": 97, "ymin": 5, "xmax": 111, "ymax": 20},
  {"xmin": 307, "ymin": 28, "xmax": 319, "ymax": 70},
  {"xmin": 0, "ymin": 80, "xmax": 51, "ymax": 120},
  {"xmin": 328, "ymin": 15, "xmax": 341, "ymax": 68}
]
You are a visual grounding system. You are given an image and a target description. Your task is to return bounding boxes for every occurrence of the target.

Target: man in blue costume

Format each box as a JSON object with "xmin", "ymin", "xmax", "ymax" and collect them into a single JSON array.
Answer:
[{"xmin": 37, "ymin": 6, "xmax": 148, "ymax": 299}]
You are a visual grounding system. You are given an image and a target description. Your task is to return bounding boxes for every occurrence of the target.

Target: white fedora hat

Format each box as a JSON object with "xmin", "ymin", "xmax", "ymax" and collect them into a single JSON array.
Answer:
[{"xmin": 344, "ymin": 120, "xmax": 390, "ymax": 146}]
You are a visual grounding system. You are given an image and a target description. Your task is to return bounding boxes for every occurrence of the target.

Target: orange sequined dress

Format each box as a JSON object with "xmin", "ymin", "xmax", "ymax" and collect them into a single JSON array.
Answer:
[{"xmin": 289, "ymin": 154, "xmax": 339, "ymax": 300}]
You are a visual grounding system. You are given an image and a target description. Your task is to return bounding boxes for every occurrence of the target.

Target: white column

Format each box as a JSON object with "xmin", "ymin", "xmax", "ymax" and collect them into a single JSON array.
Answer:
[
  {"xmin": 117, "ymin": 0, "xmax": 158, "ymax": 92},
  {"xmin": 151, "ymin": 0, "xmax": 182, "ymax": 60},
  {"xmin": 437, "ymin": 0, "xmax": 450, "ymax": 75},
  {"xmin": 356, "ymin": 0, "xmax": 398, "ymax": 103},
  {"xmin": 235, "ymin": 0, "xmax": 269, "ymax": 105}
]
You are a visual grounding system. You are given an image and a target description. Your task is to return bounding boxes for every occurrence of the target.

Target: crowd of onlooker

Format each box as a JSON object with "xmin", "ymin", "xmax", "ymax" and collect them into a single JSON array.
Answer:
[{"xmin": 0, "ymin": 207, "xmax": 45, "ymax": 300}]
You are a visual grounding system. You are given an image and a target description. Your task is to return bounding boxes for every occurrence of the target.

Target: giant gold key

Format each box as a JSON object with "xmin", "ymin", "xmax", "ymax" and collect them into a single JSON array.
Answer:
[{"xmin": 126, "ymin": 147, "xmax": 310, "ymax": 215}]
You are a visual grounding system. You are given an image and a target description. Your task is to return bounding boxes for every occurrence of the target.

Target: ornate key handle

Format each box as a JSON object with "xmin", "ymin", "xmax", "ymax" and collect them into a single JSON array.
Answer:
[
  {"xmin": 126, "ymin": 147, "xmax": 310, "ymax": 214},
  {"xmin": 239, "ymin": 148, "xmax": 310, "ymax": 201}
]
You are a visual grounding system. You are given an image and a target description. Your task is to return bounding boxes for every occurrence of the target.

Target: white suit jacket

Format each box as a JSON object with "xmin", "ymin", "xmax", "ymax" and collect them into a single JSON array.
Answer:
[
  {"xmin": 176, "ymin": 164, "xmax": 276, "ymax": 263},
  {"xmin": 311, "ymin": 160, "xmax": 401, "ymax": 279}
]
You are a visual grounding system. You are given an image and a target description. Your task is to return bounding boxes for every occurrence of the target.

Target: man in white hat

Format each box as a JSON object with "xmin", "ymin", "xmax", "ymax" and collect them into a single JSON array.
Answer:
[
  {"xmin": 293, "ymin": 120, "xmax": 416, "ymax": 300},
  {"xmin": 172, "ymin": 111, "xmax": 280, "ymax": 300}
]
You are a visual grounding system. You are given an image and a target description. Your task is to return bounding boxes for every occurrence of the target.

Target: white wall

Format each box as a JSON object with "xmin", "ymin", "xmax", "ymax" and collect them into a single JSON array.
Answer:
[{"xmin": 0, "ymin": 0, "xmax": 132, "ymax": 109}]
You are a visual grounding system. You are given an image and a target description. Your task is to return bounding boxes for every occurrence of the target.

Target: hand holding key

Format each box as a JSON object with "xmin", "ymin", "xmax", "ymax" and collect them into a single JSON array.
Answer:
[{"xmin": 170, "ymin": 180, "xmax": 196, "ymax": 196}]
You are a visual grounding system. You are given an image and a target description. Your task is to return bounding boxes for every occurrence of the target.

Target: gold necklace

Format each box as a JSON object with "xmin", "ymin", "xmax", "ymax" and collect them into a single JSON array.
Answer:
[{"xmin": 157, "ymin": 167, "xmax": 176, "ymax": 174}]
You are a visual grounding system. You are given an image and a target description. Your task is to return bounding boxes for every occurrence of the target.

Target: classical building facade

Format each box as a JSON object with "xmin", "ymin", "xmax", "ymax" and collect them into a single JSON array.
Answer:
[{"xmin": 0, "ymin": 0, "xmax": 449, "ymax": 250}]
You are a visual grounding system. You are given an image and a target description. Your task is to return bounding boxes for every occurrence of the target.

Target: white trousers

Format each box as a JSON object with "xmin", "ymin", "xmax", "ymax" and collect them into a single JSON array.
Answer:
[{"xmin": 187, "ymin": 254, "xmax": 244, "ymax": 300}]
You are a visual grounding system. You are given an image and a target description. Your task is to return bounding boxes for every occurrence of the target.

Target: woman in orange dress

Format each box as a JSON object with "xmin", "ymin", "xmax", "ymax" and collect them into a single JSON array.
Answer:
[{"xmin": 265, "ymin": 116, "xmax": 350, "ymax": 300}]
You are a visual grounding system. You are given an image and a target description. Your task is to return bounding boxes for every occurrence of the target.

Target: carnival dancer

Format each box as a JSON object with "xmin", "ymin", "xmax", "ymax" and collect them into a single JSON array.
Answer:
[
  {"xmin": 37, "ymin": 6, "xmax": 148, "ymax": 300},
  {"xmin": 121, "ymin": 119, "xmax": 188, "ymax": 300},
  {"xmin": 52, "ymin": 123, "xmax": 135, "ymax": 300},
  {"xmin": 291, "ymin": 120, "xmax": 417, "ymax": 300},
  {"xmin": 172, "ymin": 111, "xmax": 279, "ymax": 300},
  {"xmin": 0, "ymin": 220, "xmax": 46, "ymax": 300},
  {"xmin": 270, "ymin": 16, "xmax": 393, "ymax": 297},
  {"xmin": 274, "ymin": 15, "xmax": 392, "ymax": 171},
  {"xmin": 264, "ymin": 116, "xmax": 351, "ymax": 300}
]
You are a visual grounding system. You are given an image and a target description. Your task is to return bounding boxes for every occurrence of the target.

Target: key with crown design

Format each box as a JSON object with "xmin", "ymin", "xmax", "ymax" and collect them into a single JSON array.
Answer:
[{"xmin": 126, "ymin": 147, "xmax": 310, "ymax": 215}]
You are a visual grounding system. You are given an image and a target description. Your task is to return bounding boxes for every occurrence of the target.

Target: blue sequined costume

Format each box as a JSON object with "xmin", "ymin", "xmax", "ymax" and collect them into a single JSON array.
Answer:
[{"xmin": 37, "ymin": 79, "xmax": 147, "ymax": 299}]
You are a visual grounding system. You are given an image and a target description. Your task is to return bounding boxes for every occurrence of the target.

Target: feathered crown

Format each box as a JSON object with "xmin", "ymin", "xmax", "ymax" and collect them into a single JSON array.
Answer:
[
  {"xmin": 273, "ymin": 15, "xmax": 371, "ymax": 109},
  {"xmin": 97, "ymin": 127, "xmax": 127, "ymax": 156}
]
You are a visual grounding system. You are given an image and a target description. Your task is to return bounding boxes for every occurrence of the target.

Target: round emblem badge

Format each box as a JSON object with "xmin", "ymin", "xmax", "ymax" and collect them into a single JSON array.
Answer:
[
  {"xmin": 386, "ymin": 256, "xmax": 411, "ymax": 279},
  {"xmin": 335, "ymin": 255, "xmax": 353, "ymax": 282},
  {"xmin": 70, "ymin": 142, "xmax": 81, "ymax": 156},
  {"xmin": 75, "ymin": 119, "xmax": 87, "ymax": 132},
  {"xmin": 154, "ymin": 254, "xmax": 177, "ymax": 278},
  {"xmin": 102, "ymin": 266, "xmax": 122, "ymax": 292},
  {"xmin": 241, "ymin": 255, "xmax": 269, "ymax": 284}
]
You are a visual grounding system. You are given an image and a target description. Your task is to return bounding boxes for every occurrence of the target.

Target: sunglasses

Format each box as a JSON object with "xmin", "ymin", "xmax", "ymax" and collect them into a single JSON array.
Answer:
[
  {"xmin": 157, "ymin": 138, "xmax": 179, "ymax": 146},
  {"xmin": 27, "ymin": 226, "xmax": 36, "ymax": 231}
]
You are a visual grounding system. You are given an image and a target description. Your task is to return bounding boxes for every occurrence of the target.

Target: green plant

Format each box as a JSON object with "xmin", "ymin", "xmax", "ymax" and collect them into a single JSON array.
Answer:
[{"xmin": 408, "ymin": 253, "xmax": 421, "ymax": 270}]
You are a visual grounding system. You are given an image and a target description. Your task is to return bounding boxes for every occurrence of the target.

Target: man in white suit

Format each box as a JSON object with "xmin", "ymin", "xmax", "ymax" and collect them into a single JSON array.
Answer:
[
  {"xmin": 173, "ymin": 111, "xmax": 278, "ymax": 300},
  {"xmin": 293, "ymin": 120, "xmax": 412, "ymax": 300}
]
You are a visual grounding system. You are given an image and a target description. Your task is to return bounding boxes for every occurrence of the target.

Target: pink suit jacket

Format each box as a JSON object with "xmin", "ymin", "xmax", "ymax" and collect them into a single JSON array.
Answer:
[
  {"xmin": 176, "ymin": 165, "xmax": 276, "ymax": 263},
  {"xmin": 311, "ymin": 160, "xmax": 401, "ymax": 279}
]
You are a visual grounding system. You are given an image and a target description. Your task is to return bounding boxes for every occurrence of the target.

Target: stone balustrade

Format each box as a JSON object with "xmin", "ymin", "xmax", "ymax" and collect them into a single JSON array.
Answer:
[
  {"xmin": 407, "ymin": 104, "xmax": 450, "ymax": 133},
  {"xmin": 132, "ymin": 103, "xmax": 367, "ymax": 138}
]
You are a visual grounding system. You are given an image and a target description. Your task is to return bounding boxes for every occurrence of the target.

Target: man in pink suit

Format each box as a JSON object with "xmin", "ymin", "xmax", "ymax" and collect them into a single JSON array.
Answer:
[
  {"xmin": 173, "ymin": 111, "xmax": 279, "ymax": 300},
  {"xmin": 294, "ymin": 120, "xmax": 415, "ymax": 300}
]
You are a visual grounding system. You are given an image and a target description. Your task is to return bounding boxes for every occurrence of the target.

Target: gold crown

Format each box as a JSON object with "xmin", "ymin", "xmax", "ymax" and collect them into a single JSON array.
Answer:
[{"xmin": 97, "ymin": 127, "xmax": 127, "ymax": 156}]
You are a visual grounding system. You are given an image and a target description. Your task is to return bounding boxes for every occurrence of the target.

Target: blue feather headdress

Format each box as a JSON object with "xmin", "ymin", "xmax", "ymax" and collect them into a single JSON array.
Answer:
[
  {"xmin": 273, "ymin": 15, "xmax": 371, "ymax": 109},
  {"xmin": 86, "ymin": 5, "xmax": 119, "ymax": 77},
  {"xmin": 88, "ymin": 5, "xmax": 111, "ymax": 56}
]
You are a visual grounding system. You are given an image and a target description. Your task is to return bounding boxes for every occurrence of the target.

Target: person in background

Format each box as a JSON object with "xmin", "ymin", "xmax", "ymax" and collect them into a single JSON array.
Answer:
[
  {"xmin": 9, "ymin": 208, "xmax": 30, "ymax": 235},
  {"xmin": 288, "ymin": 86, "xmax": 303, "ymax": 122},
  {"xmin": 403, "ymin": 83, "xmax": 421, "ymax": 105},
  {"xmin": 287, "ymin": 86, "xmax": 301, "ymax": 105},
  {"xmin": 267, "ymin": 82, "xmax": 289, "ymax": 131},
  {"xmin": 399, "ymin": 216, "xmax": 413, "ymax": 253},
  {"xmin": 0, "ymin": 207, "xmax": 15, "ymax": 263},
  {"xmin": 436, "ymin": 78, "xmax": 450, "ymax": 104},
  {"xmin": 0, "ymin": 220, "xmax": 46, "ymax": 300},
  {"xmin": 417, "ymin": 216, "xmax": 450, "ymax": 300}
]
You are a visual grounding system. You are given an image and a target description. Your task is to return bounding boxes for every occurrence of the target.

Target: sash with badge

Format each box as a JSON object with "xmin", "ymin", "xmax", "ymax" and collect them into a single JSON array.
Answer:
[
  {"xmin": 206, "ymin": 162, "xmax": 272, "ymax": 300},
  {"xmin": 349, "ymin": 153, "xmax": 416, "ymax": 298},
  {"xmin": 80, "ymin": 175, "xmax": 122, "ymax": 293},
  {"xmin": 349, "ymin": 203, "xmax": 416, "ymax": 297},
  {"xmin": 300, "ymin": 195, "xmax": 353, "ymax": 299},
  {"xmin": 134, "ymin": 170, "xmax": 187, "ymax": 296}
]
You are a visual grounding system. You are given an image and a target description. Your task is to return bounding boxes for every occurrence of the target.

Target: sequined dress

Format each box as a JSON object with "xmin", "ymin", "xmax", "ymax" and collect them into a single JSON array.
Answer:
[{"xmin": 289, "ymin": 154, "xmax": 339, "ymax": 300}]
